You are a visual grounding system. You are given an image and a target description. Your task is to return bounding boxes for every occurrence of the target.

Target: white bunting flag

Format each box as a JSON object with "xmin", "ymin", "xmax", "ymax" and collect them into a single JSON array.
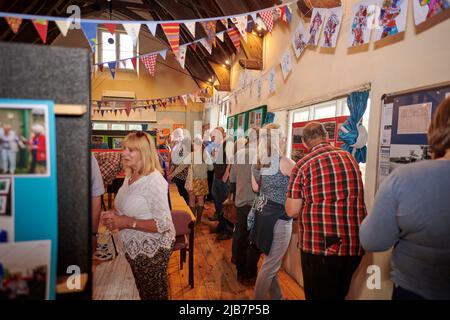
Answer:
[
  {"xmin": 181, "ymin": 95, "xmax": 188, "ymax": 105},
  {"xmin": 55, "ymin": 19, "xmax": 71, "ymax": 37},
  {"xmin": 123, "ymin": 23, "xmax": 141, "ymax": 47},
  {"xmin": 216, "ymin": 31, "xmax": 225, "ymax": 42},
  {"xmin": 159, "ymin": 49, "xmax": 167, "ymax": 60},
  {"xmin": 280, "ymin": 49, "xmax": 293, "ymax": 80},
  {"xmin": 176, "ymin": 45, "xmax": 188, "ymax": 69},
  {"xmin": 146, "ymin": 22, "xmax": 158, "ymax": 37},
  {"xmin": 267, "ymin": 67, "xmax": 276, "ymax": 94},
  {"xmin": 200, "ymin": 38, "xmax": 212, "ymax": 54},
  {"xmin": 185, "ymin": 21, "xmax": 196, "ymax": 37},
  {"xmin": 231, "ymin": 15, "xmax": 248, "ymax": 42}
]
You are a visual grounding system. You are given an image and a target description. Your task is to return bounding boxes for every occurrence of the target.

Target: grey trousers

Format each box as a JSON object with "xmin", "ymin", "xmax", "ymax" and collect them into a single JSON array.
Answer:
[{"xmin": 254, "ymin": 219, "xmax": 292, "ymax": 300}]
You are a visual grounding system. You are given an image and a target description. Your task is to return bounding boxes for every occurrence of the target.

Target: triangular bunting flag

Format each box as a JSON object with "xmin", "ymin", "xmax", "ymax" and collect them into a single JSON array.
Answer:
[
  {"xmin": 55, "ymin": 19, "xmax": 71, "ymax": 37},
  {"xmin": 32, "ymin": 19, "xmax": 48, "ymax": 44},
  {"xmin": 124, "ymin": 101, "xmax": 132, "ymax": 117},
  {"xmin": 221, "ymin": 19, "xmax": 228, "ymax": 28},
  {"xmin": 216, "ymin": 31, "xmax": 224, "ymax": 42},
  {"xmin": 201, "ymin": 21, "xmax": 216, "ymax": 47},
  {"xmin": 259, "ymin": 9, "xmax": 274, "ymax": 33},
  {"xmin": 140, "ymin": 54, "xmax": 157, "ymax": 76},
  {"xmin": 185, "ymin": 21, "xmax": 196, "ymax": 38},
  {"xmin": 119, "ymin": 109, "xmax": 123, "ymax": 115},
  {"xmin": 250, "ymin": 13, "xmax": 257, "ymax": 22},
  {"xmin": 175, "ymin": 45, "xmax": 187, "ymax": 69},
  {"xmin": 108, "ymin": 61, "xmax": 117, "ymax": 79},
  {"xmin": 230, "ymin": 16, "xmax": 247, "ymax": 42},
  {"xmin": 161, "ymin": 23, "xmax": 180, "ymax": 54},
  {"xmin": 200, "ymin": 38, "xmax": 212, "ymax": 55},
  {"xmin": 101, "ymin": 110, "xmax": 105, "ymax": 117},
  {"xmin": 5, "ymin": 17, "xmax": 22, "ymax": 34},
  {"xmin": 146, "ymin": 22, "xmax": 158, "ymax": 37},
  {"xmin": 280, "ymin": 5, "xmax": 292, "ymax": 24},
  {"xmin": 98, "ymin": 64, "xmax": 104, "ymax": 72},
  {"xmin": 104, "ymin": 23, "xmax": 116, "ymax": 35},
  {"xmin": 158, "ymin": 49, "xmax": 167, "ymax": 60},
  {"xmin": 227, "ymin": 28, "xmax": 241, "ymax": 52},
  {"xmin": 181, "ymin": 95, "xmax": 188, "ymax": 105},
  {"xmin": 190, "ymin": 43, "xmax": 197, "ymax": 51},
  {"xmin": 189, "ymin": 94, "xmax": 196, "ymax": 103},
  {"xmin": 80, "ymin": 22, "xmax": 97, "ymax": 52},
  {"xmin": 131, "ymin": 57, "xmax": 137, "ymax": 70},
  {"xmin": 114, "ymin": 110, "xmax": 118, "ymax": 116},
  {"xmin": 123, "ymin": 23, "xmax": 141, "ymax": 47}
]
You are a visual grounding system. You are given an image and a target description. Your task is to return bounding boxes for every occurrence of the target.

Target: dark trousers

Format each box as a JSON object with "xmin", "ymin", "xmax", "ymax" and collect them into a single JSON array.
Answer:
[
  {"xmin": 392, "ymin": 285, "xmax": 427, "ymax": 300},
  {"xmin": 236, "ymin": 205, "xmax": 260, "ymax": 279},
  {"xmin": 301, "ymin": 251, "xmax": 362, "ymax": 300},
  {"xmin": 212, "ymin": 177, "xmax": 232, "ymax": 234},
  {"xmin": 206, "ymin": 169, "xmax": 215, "ymax": 201},
  {"xmin": 173, "ymin": 177, "xmax": 189, "ymax": 204}
]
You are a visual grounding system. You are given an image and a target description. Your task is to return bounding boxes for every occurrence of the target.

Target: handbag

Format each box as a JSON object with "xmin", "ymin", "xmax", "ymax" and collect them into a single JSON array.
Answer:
[
  {"xmin": 184, "ymin": 165, "xmax": 193, "ymax": 192},
  {"xmin": 247, "ymin": 194, "xmax": 261, "ymax": 231}
]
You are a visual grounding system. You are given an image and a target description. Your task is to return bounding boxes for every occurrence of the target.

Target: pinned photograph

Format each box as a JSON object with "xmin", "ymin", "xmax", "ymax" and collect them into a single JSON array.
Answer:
[{"xmin": 0, "ymin": 103, "xmax": 50, "ymax": 176}]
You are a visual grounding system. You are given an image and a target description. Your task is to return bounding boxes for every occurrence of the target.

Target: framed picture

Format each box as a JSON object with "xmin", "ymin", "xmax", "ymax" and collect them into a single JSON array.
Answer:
[
  {"xmin": 0, "ymin": 195, "xmax": 7, "ymax": 214},
  {"xmin": 227, "ymin": 117, "xmax": 235, "ymax": 130},
  {"xmin": 249, "ymin": 111, "xmax": 256, "ymax": 128},
  {"xmin": 112, "ymin": 137, "xmax": 123, "ymax": 150},
  {"xmin": 0, "ymin": 177, "xmax": 11, "ymax": 194}
]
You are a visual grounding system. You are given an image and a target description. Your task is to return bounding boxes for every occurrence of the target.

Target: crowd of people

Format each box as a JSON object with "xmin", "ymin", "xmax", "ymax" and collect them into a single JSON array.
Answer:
[{"xmin": 93, "ymin": 96, "xmax": 450, "ymax": 300}]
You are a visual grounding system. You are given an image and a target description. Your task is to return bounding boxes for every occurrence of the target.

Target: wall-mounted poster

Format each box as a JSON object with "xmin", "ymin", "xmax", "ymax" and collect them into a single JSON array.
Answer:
[
  {"xmin": 249, "ymin": 111, "xmax": 256, "ymax": 128},
  {"xmin": 227, "ymin": 116, "xmax": 235, "ymax": 131},
  {"xmin": 374, "ymin": 0, "xmax": 408, "ymax": 42},
  {"xmin": 112, "ymin": 137, "xmax": 123, "ymax": 150},
  {"xmin": 291, "ymin": 20, "xmax": 308, "ymax": 58},
  {"xmin": 0, "ymin": 99, "xmax": 57, "ymax": 300},
  {"xmin": 308, "ymin": 8, "xmax": 327, "ymax": 46},
  {"xmin": 413, "ymin": 0, "xmax": 450, "ymax": 25},
  {"xmin": 348, "ymin": 0, "xmax": 377, "ymax": 47},
  {"xmin": 319, "ymin": 6, "xmax": 344, "ymax": 48},
  {"xmin": 323, "ymin": 121, "xmax": 337, "ymax": 140}
]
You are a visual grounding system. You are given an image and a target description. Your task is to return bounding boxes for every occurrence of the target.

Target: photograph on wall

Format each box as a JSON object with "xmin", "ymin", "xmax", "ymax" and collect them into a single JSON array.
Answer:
[
  {"xmin": 293, "ymin": 127, "xmax": 304, "ymax": 144},
  {"xmin": 0, "ymin": 103, "xmax": 50, "ymax": 176},
  {"xmin": 292, "ymin": 20, "xmax": 308, "ymax": 58},
  {"xmin": 319, "ymin": 6, "xmax": 344, "ymax": 48},
  {"xmin": 413, "ymin": 0, "xmax": 450, "ymax": 25},
  {"xmin": 227, "ymin": 116, "xmax": 235, "ymax": 131},
  {"xmin": 0, "ymin": 240, "xmax": 51, "ymax": 300},
  {"xmin": 389, "ymin": 143, "xmax": 432, "ymax": 173},
  {"xmin": 323, "ymin": 121, "xmax": 337, "ymax": 140},
  {"xmin": 374, "ymin": 0, "xmax": 408, "ymax": 42},
  {"xmin": 308, "ymin": 8, "xmax": 327, "ymax": 46},
  {"xmin": 348, "ymin": 0, "xmax": 377, "ymax": 47},
  {"xmin": 112, "ymin": 137, "xmax": 123, "ymax": 150},
  {"xmin": 91, "ymin": 135, "xmax": 108, "ymax": 149}
]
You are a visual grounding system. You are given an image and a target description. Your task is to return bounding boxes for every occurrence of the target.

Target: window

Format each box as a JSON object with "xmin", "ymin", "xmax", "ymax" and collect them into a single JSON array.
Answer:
[
  {"xmin": 99, "ymin": 30, "xmax": 136, "ymax": 70},
  {"xmin": 293, "ymin": 108, "xmax": 309, "ymax": 122},
  {"xmin": 128, "ymin": 124, "xmax": 142, "ymax": 131},
  {"xmin": 92, "ymin": 122, "xmax": 108, "ymax": 130},
  {"xmin": 111, "ymin": 123, "xmax": 126, "ymax": 130},
  {"xmin": 313, "ymin": 102, "xmax": 336, "ymax": 120}
]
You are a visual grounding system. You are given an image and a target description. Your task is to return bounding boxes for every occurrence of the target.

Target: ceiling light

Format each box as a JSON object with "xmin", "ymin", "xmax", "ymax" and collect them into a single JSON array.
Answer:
[
  {"xmin": 225, "ymin": 60, "xmax": 230, "ymax": 65},
  {"xmin": 222, "ymin": 64, "xmax": 226, "ymax": 68}
]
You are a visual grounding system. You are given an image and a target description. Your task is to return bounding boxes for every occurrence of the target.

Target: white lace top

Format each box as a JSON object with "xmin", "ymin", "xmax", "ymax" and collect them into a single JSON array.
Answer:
[{"xmin": 114, "ymin": 170, "xmax": 175, "ymax": 260}]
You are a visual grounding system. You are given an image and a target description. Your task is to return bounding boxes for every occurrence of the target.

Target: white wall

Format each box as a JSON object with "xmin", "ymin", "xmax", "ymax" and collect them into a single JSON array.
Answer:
[{"xmin": 229, "ymin": 0, "xmax": 450, "ymax": 299}]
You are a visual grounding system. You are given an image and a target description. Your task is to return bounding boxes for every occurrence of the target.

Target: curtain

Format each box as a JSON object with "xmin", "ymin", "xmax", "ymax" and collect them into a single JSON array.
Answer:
[{"xmin": 338, "ymin": 90, "xmax": 369, "ymax": 163}]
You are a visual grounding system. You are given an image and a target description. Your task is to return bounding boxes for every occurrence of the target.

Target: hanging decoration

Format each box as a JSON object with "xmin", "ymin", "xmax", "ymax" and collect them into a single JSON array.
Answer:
[
  {"xmin": 291, "ymin": 20, "xmax": 308, "ymax": 58},
  {"xmin": 32, "ymin": 19, "xmax": 48, "ymax": 44},
  {"xmin": 280, "ymin": 49, "xmax": 293, "ymax": 80},
  {"xmin": 227, "ymin": 28, "xmax": 241, "ymax": 52},
  {"xmin": 161, "ymin": 23, "xmax": 180, "ymax": 54},
  {"xmin": 185, "ymin": 21, "xmax": 196, "ymax": 37},
  {"xmin": 259, "ymin": 9, "xmax": 274, "ymax": 33},
  {"xmin": 141, "ymin": 53, "xmax": 158, "ymax": 76},
  {"xmin": 413, "ymin": 0, "xmax": 450, "ymax": 25},
  {"xmin": 201, "ymin": 20, "xmax": 216, "ymax": 47},
  {"xmin": 216, "ymin": 31, "xmax": 225, "ymax": 42},
  {"xmin": 307, "ymin": 8, "xmax": 327, "ymax": 46},
  {"xmin": 124, "ymin": 101, "xmax": 132, "ymax": 117},
  {"xmin": 80, "ymin": 22, "xmax": 97, "ymax": 52},
  {"xmin": 348, "ymin": 0, "xmax": 377, "ymax": 47},
  {"xmin": 230, "ymin": 15, "xmax": 248, "ymax": 42},
  {"xmin": 175, "ymin": 44, "xmax": 187, "ymax": 69},
  {"xmin": 108, "ymin": 61, "xmax": 117, "ymax": 79},
  {"xmin": 123, "ymin": 23, "xmax": 141, "ymax": 47},
  {"xmin": 105, "ymin": 23, "xmax": 116, "ymax": 35},
  {"xmin": 200, "ymin": 38, "xmax": 212, "ymax": 54},
  {"xmin": 267, "ymin": 67, "xmax": 276, "ymax": 94},
  {"xmin": 5, "ymin": 17, "xmax": 22, "ymax": 34},
  {"xmin": 146, "ymin": 22, "xmax": 158, "ymax": 36},
  {"xmin": 55, "ymin": 20, "xmax": 71, "ymax": 37},
  {"xmin": 131, "ymin": 57, "xmax": 137, "ymax": 70},
  {"xmin": 374, "ymin": 0, "xmax": 408, "ymax": 42},
  {"xmin": 319, "ymin": 7, "xmax": 344, "ymax": 48}
]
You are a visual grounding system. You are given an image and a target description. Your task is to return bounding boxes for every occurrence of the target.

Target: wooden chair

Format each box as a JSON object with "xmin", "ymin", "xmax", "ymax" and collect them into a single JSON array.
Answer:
[{"xmin": 171, "ymin": 210, "xmax": 195, "ymax": 288}]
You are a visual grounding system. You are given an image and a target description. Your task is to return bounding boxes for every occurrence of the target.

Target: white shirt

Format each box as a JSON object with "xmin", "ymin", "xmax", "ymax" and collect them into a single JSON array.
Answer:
[
  {"xmin": 114, "ymin": 170, "xmax": 175, "ymax": 259},
  {"xmin": 91, "ymin": 155, "xmax": 104, "ymax": 197},
  {"xmin": 2, "ymin": 131, "xmax": 19, "ymax": 152}
]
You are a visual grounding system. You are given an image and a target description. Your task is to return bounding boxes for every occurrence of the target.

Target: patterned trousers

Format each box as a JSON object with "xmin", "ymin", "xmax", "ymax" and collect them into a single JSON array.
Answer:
[{"xmin": 125, "ymin": 248, "xmax": 172, "ymax": 300}]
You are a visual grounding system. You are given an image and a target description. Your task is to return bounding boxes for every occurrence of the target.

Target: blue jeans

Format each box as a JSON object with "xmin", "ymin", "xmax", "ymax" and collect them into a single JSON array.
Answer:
[{"xmin": 212, "ymin": 177, "xmax": 230, "ymax": 234}]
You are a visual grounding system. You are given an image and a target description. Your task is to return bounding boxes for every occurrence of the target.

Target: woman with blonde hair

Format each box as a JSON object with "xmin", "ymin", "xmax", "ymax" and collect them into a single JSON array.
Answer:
[
  {"xmin": 102, "ymin": 131, "xmax": 175, "ymax": 300},
  {"xmin": 250, "ymin": 123, "xmax": 295, "ymax": 300}
]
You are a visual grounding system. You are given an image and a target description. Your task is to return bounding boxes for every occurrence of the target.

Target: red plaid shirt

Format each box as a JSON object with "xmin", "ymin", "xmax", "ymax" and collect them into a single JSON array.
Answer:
[{"xmin": 287, "ymin": 143, "xmax": 366, "ymax": 256}]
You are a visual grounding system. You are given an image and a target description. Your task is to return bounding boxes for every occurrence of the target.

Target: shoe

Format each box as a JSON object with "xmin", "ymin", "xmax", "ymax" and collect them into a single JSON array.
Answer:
[{"xmin": 216, "ymin": 233, "xmax": 232, "ymax": 241}]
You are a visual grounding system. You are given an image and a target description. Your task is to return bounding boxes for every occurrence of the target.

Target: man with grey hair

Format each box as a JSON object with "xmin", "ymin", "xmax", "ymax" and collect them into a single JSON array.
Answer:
[{"xmin": 285, "ymin": 121, "xmax": 367, "ymax": 300}]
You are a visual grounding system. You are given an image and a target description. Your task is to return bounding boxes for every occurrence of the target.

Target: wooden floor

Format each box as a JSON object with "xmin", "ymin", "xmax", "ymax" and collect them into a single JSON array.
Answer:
[{"xmin": 93, "ymin": 201, "xmax": 305, "ymax": 300}]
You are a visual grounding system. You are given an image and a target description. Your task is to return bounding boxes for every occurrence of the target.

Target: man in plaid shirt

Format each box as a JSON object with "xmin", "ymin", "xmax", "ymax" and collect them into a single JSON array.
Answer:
[{"xmin": 286, "ymin": 122, "xmax": 367, "ymax": 300}]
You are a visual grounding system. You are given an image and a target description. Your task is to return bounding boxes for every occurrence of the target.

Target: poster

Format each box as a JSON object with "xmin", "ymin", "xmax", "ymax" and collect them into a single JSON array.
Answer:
[
  {"xmin": 323, "ymin": 121, "xmax": 337, "ymax": 140},
  {"xmin": 237, "ymin": 114, "xmax": 245, "ymax": 130},
  {"xmin": 249, "ymin": 111, "xmax": 256, "ymax": 128},
  {"xmin": 307, "ymin": 8, "xmax": 327, "ymax": 46},
  {"xmin": 267, "ymin": 67, "xmax": 276, "ymax": 95},
  {"xmin": 413, "ymin": 0, "xmax": 450, "ymax": 25},
  {"xmin": 227, "ymin": 116, "xmax": 235, "ymax": 131},
  {"xmin": 374, "ymin": 0, "xmax": 408, "ymax": 41},
  {"xmin": 397, "ymin": 102, "xmax": 432, "ymax": 134},
  {"xmin": 348, "ymin": 0, "xmax": 377, "ymax": 47},
  {"xmin": 319, "ymin": 7, "xmax": 344, "ymax": 48},
  {"xmin": 280, "ymin": 49, "xmax": 293, "ymax": 80},
  {"xmin": 291, "ymin": 20, "xmax": 308, "ymax": 58},
  {"xmin": 112, "ymin": 137, "xmax": 123, "ymax": 150},
  {"xmin": 0, "ymin": 99, "xmax": 58, "ymax": 300}
]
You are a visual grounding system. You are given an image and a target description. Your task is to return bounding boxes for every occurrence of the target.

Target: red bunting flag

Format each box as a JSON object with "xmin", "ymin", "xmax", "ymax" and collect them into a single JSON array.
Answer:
[
  {"xmin": 32, "ymin": 19, "xmax": 48, "ymax": 44},
  {"xmin": 98, "ymin": 64, "xmax": 103, "ymax": 72},
  {"xmin": 131, "ymin": 57, "xmax": 137, "ymax": 70},
  {"xmin": 140, "ymin": 54, "xmax": 157, "ymax": 76},
  {"xmin": 124, "ymin": 101, "xmax": 132, "ymax": 117},
  {"xmin": 161, "ymin": 23, "xmax": 180, "ymax": 54},
  {"xmin": 104, "ymin": 23, "xmax": 116, "ymax": 35},
  {"xmin": 259, "ymin": 9, "xmax": 274, "ymax": 33},
  {"xmin": 227, "ymin": 28, "xmax": 241, "ymax": 52},
  {"xmin": 5, "ymin": 17, "xmax": 22, "ymax": 34}
]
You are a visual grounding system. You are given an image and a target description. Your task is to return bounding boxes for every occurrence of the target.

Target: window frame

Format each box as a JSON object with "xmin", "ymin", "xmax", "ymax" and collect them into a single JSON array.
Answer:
[{"xmin": 98, "ymin": 29, "xmax": 137, "ymax": 72}]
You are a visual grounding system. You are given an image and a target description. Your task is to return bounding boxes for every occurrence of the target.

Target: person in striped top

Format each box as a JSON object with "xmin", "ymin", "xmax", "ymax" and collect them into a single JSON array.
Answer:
[{"xmin": 285, "ymin": 122, "xmax": 367, "ymax": 300}]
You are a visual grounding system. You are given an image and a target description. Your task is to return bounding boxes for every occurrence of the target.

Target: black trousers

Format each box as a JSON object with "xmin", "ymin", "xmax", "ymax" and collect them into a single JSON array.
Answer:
[
  {"xmin": 301, "ymin": 251, "xmax": 362, "ymax": 300},
  {"xmin": 206, "ymin": 169, "xmax": 215, "ymax": 201},
  {"xmin": 173, "ymin": 177, "xmax": 189, "ymax": 204},
  {"xmin": 236, "ymin": 205, "xmax": 260, "ymax": 279}
]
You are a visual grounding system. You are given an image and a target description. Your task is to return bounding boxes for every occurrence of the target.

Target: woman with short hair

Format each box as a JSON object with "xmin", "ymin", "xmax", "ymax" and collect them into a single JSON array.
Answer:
[{"xmin": 102, "ymin": 131, "xmax": 175, "ymax": 300}]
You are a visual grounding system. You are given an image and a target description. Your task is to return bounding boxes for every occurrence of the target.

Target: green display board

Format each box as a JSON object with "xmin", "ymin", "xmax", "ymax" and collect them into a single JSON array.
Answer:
[{"xmin": 227, "ymin": 105, "xmax": 267, "ymax": 139}]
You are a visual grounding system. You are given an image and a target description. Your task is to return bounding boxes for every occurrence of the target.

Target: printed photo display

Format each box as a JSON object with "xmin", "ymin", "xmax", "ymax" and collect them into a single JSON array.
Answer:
[{"xmin": 0, "ymin": 103, "xmax": 50, "ymax": 176}]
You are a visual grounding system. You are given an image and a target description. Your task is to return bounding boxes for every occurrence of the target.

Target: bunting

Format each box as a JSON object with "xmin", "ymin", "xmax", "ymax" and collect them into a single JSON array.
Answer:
[
  {"xmin": 108, "ymin": 61, "xmax": 117, "ymax": 79},
  {"xmin": 123, "ymin": 23, "xmax": 141, "ymax": 47},
  {"xmin": 131, "ymin": 57, "xmax": 137, "ymax": 70},
  {"xmin": 259, "ymin": 9, "xmax": 274, "ymax": 33},
  {"xmin": 5, "ymin": 17, "xmax": 22, "ymax": 34},
  {"xmin": 80, "ymin": 22, "xmax": 97, "ymax": 52},
  {"xmin": 221, "ymin": 18, "xmax": 228, "ymax": 28},
  {"xmin": 124, "ymin": 101, "xmax": 132, "ymax": 117},
  {"xmin": 55, "ymin": 20, "xmax": 71, "ymax": 37},
  {"xmin": 104, "ymin": 23, "xmax": 116, "ymax": 35},
  {"xmin": 98, "ymin": 64, "xmax": 104, "ymax": 72},
  {"xmin": 140, "ymin": 53, "xmax": 157, "ymax": 76},
  {"xmin": 227, "ymin": 28, "xmax": 241, "ymax": 52},
  {"xmin": 146, "ymin": 22, "xmax": 158, "ymax": 37},
  {"xmin": 161, "ymin": 23, "xmax": 180, "ymax": 54},
  {"xmin": 158, "ymin": 49, "xmax": 167, "ymax": 60},
  {"xmin": 200, "ymin": 38, "xmax": 212, "ymax": 54},
  {"xmin": 32, "ymin": 19, "xmax": 48, "ymax": 44},
  {"xmin": 216, "ymin": 31, "xmax": 225, "ymax": 42},
  {"xmin": 185, "ymin": 21, "xmax": 196, "ymax": 37},
  {"xmin": 181, "ymin": 95, "xmax": 188, "ymax": 105},
  {"xmin": 175, "ymin": 44, "xmax": 187, "ymax": 69},
  {"xmin": 201, "ymin": 21, "xmax": 216, "ymax": 47},
  {"xmin": 231, "ymin": 16, "xmax": 247, "ymax": 42}
]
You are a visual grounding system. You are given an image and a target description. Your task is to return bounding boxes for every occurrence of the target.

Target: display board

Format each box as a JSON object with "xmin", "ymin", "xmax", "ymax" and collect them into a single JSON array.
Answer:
[
  {"xmin": 227, "ymin": 105, "xmax": 267, "ymax": 139},
  {"xmin": 291, "ymin": 116, "xmax": 348, "ymax": 162},
  {"xmin": 377, "ymin": 83, "xmax": 450, "ymax": 190},
  {"xmin": 0, "ymin": 42, "xmax": 91, "ymax": 299}
]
